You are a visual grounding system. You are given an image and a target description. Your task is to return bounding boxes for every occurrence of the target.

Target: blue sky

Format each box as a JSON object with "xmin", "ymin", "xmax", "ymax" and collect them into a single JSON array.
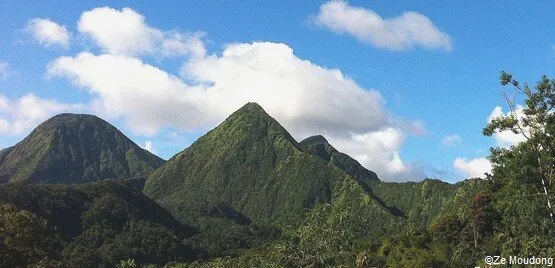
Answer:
[{"xmin": 0, "ymin": 0, "xmax": 553, "ymax": 182}]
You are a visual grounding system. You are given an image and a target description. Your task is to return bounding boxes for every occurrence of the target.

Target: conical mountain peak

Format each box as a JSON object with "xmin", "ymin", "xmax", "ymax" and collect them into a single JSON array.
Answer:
[
  {"xmin": 0, "ymin": 113, "xmax": 164, "ymax": 184},
  {"xmin": 144, "ymin": 103, "xmax": 345, "ymax": 224},
  {"xmin": 220, "ymin": 102, "xmax": 279, "ymax": 128},
  {"xmin": 237, "ymin": 102, "xmax": 266, "ymax": 113},
  {"xmin": 195, "ymin": 102, "xmax": 299, "ymax": 151},
  {"xmin": 38, "ymin": 113, "xmax": 108, "ymax": 127}
]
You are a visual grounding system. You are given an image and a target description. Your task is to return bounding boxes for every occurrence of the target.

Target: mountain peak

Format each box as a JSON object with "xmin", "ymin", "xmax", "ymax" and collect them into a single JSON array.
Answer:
[
  {"xmin": 144, "ymin": 103, "xmax": 343, "ymax": 224},
  {"xmin": 49, "ymin": 113, "xmax": 99, "ymax": 119},
  {"xmin": 35, "ymin": 113, "xmax": 108, "ymax": 130},
  {"xmin": 204, "ymin": 102, "xmax": 298, "ymax": 148},
  {"xmin": 227, "ymin": 102, "xmax": 272, "ymax": 122},
  {"xmin": 0, "ymin": 113, "xmax": 164, "ymax": 184},
  {"xmin": 300, "ymin": 135, "xmax": 329, "ymax": 145},
  {"xmin": 240, "ymin": 102, "xmax": 265, "ymax": 111},
  {"xmin": 300, "ymin": 135, "xmax": 380, "ymax": 182}
]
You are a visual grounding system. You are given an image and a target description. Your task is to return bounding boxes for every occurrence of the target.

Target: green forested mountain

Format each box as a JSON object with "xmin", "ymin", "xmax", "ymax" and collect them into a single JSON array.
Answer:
[
  {"xmin": 142, "ymin": 103, "xmax": 485, "ymax": 266},
  {"xmin": 0, "ymin": 113, "xmax": 164, "ymax": 184},
  {"xmin": 144, "ymin": 102, "xmax": 352, "ymax": 225},
  {"xmin": 2, "ymin": 91, "xmax": 552, "ymax": 267},
  {"xmin": 144, "ymin": 103, "xmax": 481, "ymax": 229},
  {"xmin": 0, "ymin": 180, "xmax": 199, "ymax": 267},
  {"xmin": 368, "ymin": 179, "xmax": 486, "ymax": 229}
]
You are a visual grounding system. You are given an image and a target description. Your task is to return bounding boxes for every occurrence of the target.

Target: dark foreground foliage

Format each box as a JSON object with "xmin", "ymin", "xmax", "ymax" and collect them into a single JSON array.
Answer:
[{"xmin": 0, "ymin": 181, "xmax": 200, "ymax": 267}]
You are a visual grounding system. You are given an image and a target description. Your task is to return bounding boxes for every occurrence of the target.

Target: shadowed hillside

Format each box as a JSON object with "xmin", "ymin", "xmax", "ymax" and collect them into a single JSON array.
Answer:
[{"xmin": 0, "ymin": 180, "xmax": 199, "ymax": 267}]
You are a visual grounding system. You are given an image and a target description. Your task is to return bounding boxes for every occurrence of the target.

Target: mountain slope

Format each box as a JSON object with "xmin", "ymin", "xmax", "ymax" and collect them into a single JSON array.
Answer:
[
  {"xmin": 144, "ymin": 103, "xmax": 484, "ymax": 232},
  {"xmin": 368, "ymin": 178, "xmax": 487, "ymax": 228},
  {"xmin": 300, "ymin": 135, "xmax": 379, "ymax": 182},
  {"xmin": 144, "ymin": 103, "xmax": 354, "ymax": 225},
  {"xmin": 0, "ymin": 113, "xmax": 164, "ymax": 184}
]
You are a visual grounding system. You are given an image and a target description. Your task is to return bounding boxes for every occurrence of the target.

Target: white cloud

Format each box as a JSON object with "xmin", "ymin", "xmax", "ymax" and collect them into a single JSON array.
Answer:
[
  {"xmin": 182, "ymin": 42, "xmax": 389, "ymax": 137},
  {"xmin": 0, "ymin": 62, "xmax": 10, "ymax": 80},
  {"xmin": 453, "ymin": 157, "xmax": 492, "ymax": 179},
  {"xmin": 441, "ymin": 134, "xmax": 461, "ymax": 147},
  {"xmin": 314, "ymin": 0, "xmax": 452, "ymax": 51},
  {"xmin": 48, "ymin": 7, "xmax": 427, "ymax": 182},
  {"xmin": 0, "ymin": 93, "xmax": 83, "ymax": 135},
  {"xmin": 47, "ymin": 52, "xmax": 210, "ymax": 135},
  {"xmin": 143, "ymin": 140, "xmax": 157, "ymax": 154},
  {"xmin": 26, "ymin": 18, "xmax": 71, "ymax": 48},
  {"xmin": 329, "ymin": 127, "xmax": 425, "ymax": 181},
  {"xmin": 487, "ymin": 105, "xmax": 528, "ymax": 147},
  {"xmin": 78, "ymin": 7, "xmax": 205, "ymax": 57}
]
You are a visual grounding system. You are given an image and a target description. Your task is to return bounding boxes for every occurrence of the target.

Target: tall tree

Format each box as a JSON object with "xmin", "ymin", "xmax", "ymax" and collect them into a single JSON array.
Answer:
[{"xmin": 483, "ymin": 72, "xmax": 555, "ymax": 220}]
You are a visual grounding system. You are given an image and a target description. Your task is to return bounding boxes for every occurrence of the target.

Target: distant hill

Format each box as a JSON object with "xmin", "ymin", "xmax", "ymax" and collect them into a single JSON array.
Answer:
[{"xmin": 0, "ymin": 113, "xmax": 164, "ymax": 184}]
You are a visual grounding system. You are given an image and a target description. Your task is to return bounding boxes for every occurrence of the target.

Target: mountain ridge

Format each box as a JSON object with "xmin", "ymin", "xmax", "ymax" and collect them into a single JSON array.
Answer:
[
  {"xmin": 144, "ymin": 102, "xmax": 350, "ymax": 224},
  {"xmin": 300, "ymin": 134, "xmax": 380, "ymax": 182}
]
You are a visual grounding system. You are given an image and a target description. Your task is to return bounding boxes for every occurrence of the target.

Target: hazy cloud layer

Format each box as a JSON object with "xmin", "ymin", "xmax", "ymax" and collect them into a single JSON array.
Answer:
[
  {"xmin": 143, "ymin": 140, "xmax": 157, "ymax": 154},
  {"xmin": 314, "ymin": 1, "xmax": 452, "ymax": 51},
  {"xmin": 0, "ymin": 62, "xmax": 10, "ymax": 80},
  {"xmin": 26, "ymin": 18, "xmax": 71, "ymax": 48},
  {"xmin": 441, "ymin": 134, "xmax": 461, "ymax": 147},
  {"xmin": 47, "ymin": 7, "xmax": 428, "ymax": 181}
]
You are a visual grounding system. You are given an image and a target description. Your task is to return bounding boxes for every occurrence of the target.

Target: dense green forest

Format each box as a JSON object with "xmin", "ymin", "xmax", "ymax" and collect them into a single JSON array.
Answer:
[{"xmin": 1, "ymin": 73, "xmax": 554, "ymax": 267}]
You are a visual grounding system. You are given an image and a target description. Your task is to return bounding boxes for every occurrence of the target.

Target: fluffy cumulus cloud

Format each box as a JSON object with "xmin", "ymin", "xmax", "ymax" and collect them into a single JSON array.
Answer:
[
  {"xmin": 314, "ymin": 0, "xmax": 452, "ymax": 51},
  {"xmin": 451, "ymin": 105, "xmax": 526, "ymax": 180},
  {"xmin": 487, "ymin": 105, "xmax": 528, "ymax": 146},
  {"xmin": 441, "ymin": 134, "xmax": 461, "ymax": 147},
  {"xmin": 453, "ymin": 157, "xmax": 492, "ymax": 179},
  {"xmin": 26, "ymin": 18, "xmax": 71, "ymax": 48},
  {"xmin": 0, "ymin": 94, "xmax": 82, "ymax": 135},
  {"xmin": 181, "ymin": 42, "xmax": 388, "ymax": 137},
  {"xmin": 78, "ymin": 7, "xmax": 205, "ymax": 57},
  {"xmin": 47, "ymin": 7, "xmax": 427, "ymax": 181},
  {"xmin": 47, "ymin": 52, "xmax": 207, "ymax": 135},
  {"xmin": 329, "ymin": 127, "xmax": 426, "ymax": 181}
]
